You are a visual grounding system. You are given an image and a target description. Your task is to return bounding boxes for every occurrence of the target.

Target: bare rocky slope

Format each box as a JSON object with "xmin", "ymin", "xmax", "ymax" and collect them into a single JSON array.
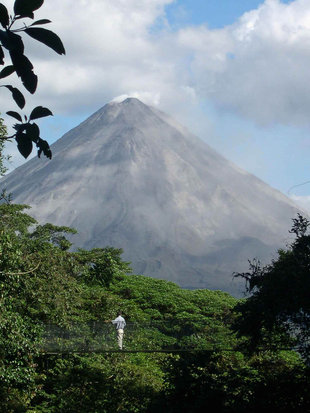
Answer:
[{"xmin": 0, "ymin": 98, "xmax": 302, "ymax": 295}]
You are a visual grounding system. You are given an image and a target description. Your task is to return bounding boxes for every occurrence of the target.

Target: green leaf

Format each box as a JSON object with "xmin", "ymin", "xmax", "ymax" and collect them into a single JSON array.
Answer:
[
  {"xmin": 25, "ymin": 122, "xmax": 40, "ymax": 142},
  {"xmin": 37, "ymin": 137, "xmax": 51, "ymax": 159},
  {"xmin": 6, "ymin": 31, "xmax": 24, "ymax": 53},
  {"xmin": 0, "ymin": 3, "xmax": 9, "ymax": 28},
  {"xmin": 0, "ymin": 45, "xmax": 4, "ymax": 65},
  {"xmin": 12, "ymin": 122, "xmax": 25, "ymax": 131},
  {"xmin": 14, "ymin": 0, "xmax": 44, "ymax": 19},
  {"xmin": 9, "ymin": 50, "xmax": 37, "ymax": 93},
  {"xmin": 3, "ymin": 85, "xmax": 25, "ymax": 108},
  {"xmin": 0, "ymin": 30, "xmax": 24, "ymax": 53},
  {"xmin": 16, "ymin": 133, "xmax": 33, "ymax": 158},
  {"xmin": 29, "ymin": 106, "xmax": 53, "ymax": 121},
  {"xmin": 6, "ymin": 110, "xmax": 22, "ymax": 122},
  {"xmin": 30, "ymin": 19, "xmax": 51, "ymax": 26},
  {"xmin": 25, "ymin": 28, "xmax": 65, "ymax": 55},
  {"xmin": 0, "ymin": 65, "xmax": 15, "ymax": 79}
]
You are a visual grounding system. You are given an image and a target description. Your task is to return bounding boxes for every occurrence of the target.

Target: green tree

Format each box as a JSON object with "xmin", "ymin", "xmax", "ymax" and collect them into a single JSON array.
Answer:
[
  {"xmin": 159, "ymin": 350, "xmax": 309, "ymax": 413},
  {"xmin": 0, "ymin": 202, "xmax": 42, "ymax": 411},
  {"xmin": 0, "ymin": 202, "xmax": 83, "ymax": 410},
  {"xmin": 234, "ymin": 214, "xmax": 310, "ymax": 363},
  {"xmin": 76, "ymin": 247, "xmax": 132, "ymax": 287}
]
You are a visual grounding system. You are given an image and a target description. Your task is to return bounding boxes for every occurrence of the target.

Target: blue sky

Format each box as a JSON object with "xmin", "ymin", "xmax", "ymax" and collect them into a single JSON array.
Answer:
[
  {"xmin": 3, "ymin": 0, "xmax": 310, "ymax": 210},
  {"xmin": 165, "ymin": 0, "xmax": 295, "ymax": 29},
  {"xmin": 166, "ymin": 0, "xmax": 266, "ymax": 28}
]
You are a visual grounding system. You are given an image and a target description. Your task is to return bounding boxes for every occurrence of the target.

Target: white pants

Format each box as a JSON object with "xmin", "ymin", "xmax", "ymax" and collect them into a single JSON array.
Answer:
[{"xmin": 117, "ymin": 329, "xmax": 124, "ymax": 350}]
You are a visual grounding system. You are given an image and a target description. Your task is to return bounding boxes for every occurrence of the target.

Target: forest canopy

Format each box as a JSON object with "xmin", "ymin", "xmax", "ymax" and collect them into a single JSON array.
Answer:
[{"xmin": 0, "ymin": 201, "xmax": 309, "ymax": 412}]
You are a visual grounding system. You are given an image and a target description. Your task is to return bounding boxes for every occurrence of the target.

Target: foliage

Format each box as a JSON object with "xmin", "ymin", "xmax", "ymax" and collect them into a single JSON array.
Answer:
[
  {"xmin": 234, "ymin": 214, "xmax": 310, "ymax": 363},
  {"xmin": 159, "ymin": 350, "xmax": 310, "ymax": 413},
  {"xmin": 76, "ymin": 247, "xmax": 131, "ymax": 288},
  {"xmin": 105, "ymin": 275, "xmax": 239, "ymax": 351},
  {"xmin": 30, "ymin": 222, "xmax": 77, "ymax": 251},
  {"xmin": 0, "ymin": 203, "xmax": 309, "ymax": 412},
  {"xmin": 0, "ymin": 116, "xmax": 8, "ymax": 177},
  {"xmin": 0, "ymin": 0, "xmax": 65, "ymax": 159},
  {"xmin": 32, "ymin": 353, "xmax": 167, "ymax": 413},
  {"xmin": 0, "ymin": 202, "xmax": 81, "ymax": 411},
  {"xmin": 0, "ymin": 309, "xmax": 42, "ymax": 412}
]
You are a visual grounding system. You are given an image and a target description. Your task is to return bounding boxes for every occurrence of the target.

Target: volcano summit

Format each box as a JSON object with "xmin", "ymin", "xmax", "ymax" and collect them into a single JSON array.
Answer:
[{"xmin": 0, "ymin": 98, "xmax": 302, "ymax": 295}]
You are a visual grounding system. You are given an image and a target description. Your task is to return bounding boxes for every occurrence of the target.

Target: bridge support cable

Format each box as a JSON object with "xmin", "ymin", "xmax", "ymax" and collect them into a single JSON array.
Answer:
[{"xmin": 39, "ymin": 320, "xmax": 298, "ymax": 355}]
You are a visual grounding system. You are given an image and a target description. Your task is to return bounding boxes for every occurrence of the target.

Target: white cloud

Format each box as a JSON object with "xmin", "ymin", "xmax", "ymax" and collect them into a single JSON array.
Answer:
[
  {"xmin": 208, "ymin": 0, "xmax": 310, "ymax": 125},
  {"xmin": 111, "ymin": 92, "xmax": 161, "ymax": 106},
  {"xmin": 1, "ymin": 0, "xmax": 177, "ymax": 112},
  {"xmin": 171, "ymin": 0, "xmax": 310, "ymax": 126},
  {"xmin": 37, "ymin": 1, "xmax": 310, "ymax": 127},
  {"xmin": 2, "ymin": 0, "xmax": 310, "ymax": 136}
]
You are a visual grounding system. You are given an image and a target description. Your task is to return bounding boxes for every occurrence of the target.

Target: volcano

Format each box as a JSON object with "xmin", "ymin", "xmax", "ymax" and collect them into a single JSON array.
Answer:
[{"xmin": 0, "ymin": 98, "xmax": 302, "ymax": 295}]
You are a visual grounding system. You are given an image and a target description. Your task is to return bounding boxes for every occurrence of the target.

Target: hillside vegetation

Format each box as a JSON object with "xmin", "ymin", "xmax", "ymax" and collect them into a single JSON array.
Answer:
[{"xmin": 0, "ymin": 203, "xmax": 309, "ymax": 412}]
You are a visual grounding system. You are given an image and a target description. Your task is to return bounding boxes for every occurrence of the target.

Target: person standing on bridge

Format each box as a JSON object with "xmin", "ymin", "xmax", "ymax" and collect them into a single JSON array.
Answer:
[{"xmin": 111, "ymin": 313, "xmax": 126, "ymax": 350}]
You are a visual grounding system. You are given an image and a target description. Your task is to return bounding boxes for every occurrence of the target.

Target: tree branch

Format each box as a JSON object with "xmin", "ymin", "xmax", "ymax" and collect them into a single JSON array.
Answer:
[{"xmin": 0, "ymin": 261, "xmax": 40, "ymax": 275}]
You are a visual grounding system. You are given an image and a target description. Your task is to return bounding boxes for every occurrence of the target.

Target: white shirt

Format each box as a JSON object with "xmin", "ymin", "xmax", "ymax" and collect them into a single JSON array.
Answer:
[{"xmin": 112, "ymin": 315, "xmax": 126, "ymax": 330}]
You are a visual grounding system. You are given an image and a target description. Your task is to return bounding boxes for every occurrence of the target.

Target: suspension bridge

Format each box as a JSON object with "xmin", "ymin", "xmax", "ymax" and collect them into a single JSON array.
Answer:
[{"xmin": 40, "ymin": 319, "xmax": 296, "ymax": 354}]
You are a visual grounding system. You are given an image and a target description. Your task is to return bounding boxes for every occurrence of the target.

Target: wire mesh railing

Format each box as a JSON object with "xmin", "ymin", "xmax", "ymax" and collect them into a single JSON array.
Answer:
[
  {"xmin": 40, "ymin": 319, "xmax": 237, "ymax": 353},
  {"xmin": 40, "ymin": 319, "xmax": 304, "ymax": 354}
]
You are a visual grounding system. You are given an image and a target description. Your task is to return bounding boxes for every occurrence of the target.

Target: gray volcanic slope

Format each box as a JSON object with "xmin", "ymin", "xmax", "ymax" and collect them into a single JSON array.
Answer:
[{"xmin": 0, "ymin": 98, "xmax": 302, "ymax": 295}]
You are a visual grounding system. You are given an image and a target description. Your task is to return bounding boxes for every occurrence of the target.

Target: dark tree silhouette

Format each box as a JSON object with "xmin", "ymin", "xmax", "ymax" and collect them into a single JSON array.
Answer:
[
  {"xmin": 234, "ymin": 214, "xmax": 310, "ymax": 363},
  {"xmin": 0, "ymin": 0, "xmax": 65, "ymax": 159}
]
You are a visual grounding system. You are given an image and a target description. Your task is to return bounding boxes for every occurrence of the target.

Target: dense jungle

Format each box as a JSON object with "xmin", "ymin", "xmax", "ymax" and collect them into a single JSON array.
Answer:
[{"xmin": 0, "ymin": 199, "xmax": 310, "ymax": 412}]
